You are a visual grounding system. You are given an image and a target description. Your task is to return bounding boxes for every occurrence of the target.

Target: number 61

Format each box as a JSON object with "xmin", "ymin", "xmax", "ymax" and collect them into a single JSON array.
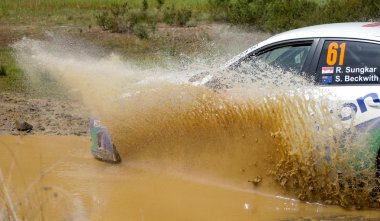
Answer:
[{"xmin": 326, "ymin": 42, "xmax": 346, "ymax": 66}]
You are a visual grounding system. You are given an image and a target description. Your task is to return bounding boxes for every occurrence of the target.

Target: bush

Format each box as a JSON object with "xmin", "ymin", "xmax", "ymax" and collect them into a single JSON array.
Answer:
[
  {"xmin": 142, "ymin": 0, "xmax": 148, "ymax": 11},
  {"xmin": 262, "ymin": 0, "xmax": 318, "ymax": 32},
  {"xmin": 223, "ymin": 0, "xmax": 380, "ymax": 33},
  {"xmin": 208, "ymin": 0, "xmax": 230, "ymax": 21},
  {"xmin": 364, "ymin": 0, "xmax": 380, "ymax": 19},
  {"xmin": 176, "ymin": 8, "xmax": 192, "ymax": 26},
  {"xmin": 95, "ymin": 1, "xmax": 157, "ymax": 38},
  {"xmin": 163, "ymin": 5, "xmax": 192, "ymax": 27},
  {"xmin": 227, "ymin": 0, "xmax": 268, "ymax": 25},
  {"xmin": 96, "ymin": 0, "xmax": 196, "ymax": 38},
  {"xmin": 133, "ymin": 23, "xmax": 149, "ymax": 39},
  {"xmin": 317, "ymin": 0, "xmax": 380, "ymax": 24},
  {"xmin": 96, "ymin": 2, "xmax": 133, "ymax": 33},
  {"xmin": 156, "ymin": 0, "xmax": 165, "ymax": 10},
  {"xmin": 0, "ymin": 65, "xmax": 6, "ymax": 76},
  {"xmin": 163, "ymin": 5, "xmax": 175, "ymax": 25}
]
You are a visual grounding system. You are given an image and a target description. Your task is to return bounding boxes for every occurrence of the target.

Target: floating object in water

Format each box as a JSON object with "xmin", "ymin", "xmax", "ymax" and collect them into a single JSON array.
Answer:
[{"xmin": 248, "ymin": 176, "xmax": 262, "ymax": 187}]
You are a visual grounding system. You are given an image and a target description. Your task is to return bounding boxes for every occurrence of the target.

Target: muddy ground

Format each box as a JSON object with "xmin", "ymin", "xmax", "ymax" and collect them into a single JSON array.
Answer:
[{"xmin": 0, "ymin": 92, "xmax": 89, "ymax": 136}]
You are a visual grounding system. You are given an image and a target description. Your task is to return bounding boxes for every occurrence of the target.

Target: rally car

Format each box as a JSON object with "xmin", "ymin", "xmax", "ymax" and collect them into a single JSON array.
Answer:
[
  {"xmin": 193, "ymin": 22, "xmax": 380, "ymax": 175},
  {"xmin": 91, "ymin": 22, "xmax": 380, "ymax": 176}
]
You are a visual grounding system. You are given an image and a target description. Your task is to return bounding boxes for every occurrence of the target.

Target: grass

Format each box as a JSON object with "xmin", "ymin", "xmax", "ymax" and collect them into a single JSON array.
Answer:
[
  {"xmin": 0, "ymin": 47, "xmax": 77, "ymax": 99},
  {"xmin": 0, "ymin": 0, "xmax": 209, "ymax": 20},
  {"xmin": 0, "ymin": 48, "xmax": 26, "ymax": 93},
  {"xmin": 0, "ymin": 0, "xmax": 209, "ymax": 30},
  {"xmin": 214, "ymin": 0, "xmax": 379, "ymax": 32},
  {"xmin": 0, "ymin": 169, "xmax": 21, "ymax": 221}
]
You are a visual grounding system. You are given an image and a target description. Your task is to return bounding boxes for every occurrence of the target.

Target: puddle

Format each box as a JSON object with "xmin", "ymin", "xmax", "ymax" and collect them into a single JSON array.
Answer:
[{"xmin": 1, "ymin": 136, "xmax": 379, "ymax": 221}]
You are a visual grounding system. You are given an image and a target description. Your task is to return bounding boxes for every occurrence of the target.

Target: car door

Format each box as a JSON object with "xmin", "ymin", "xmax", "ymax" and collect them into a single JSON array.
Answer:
[
  {"xmin": 313, "ymin": 39, "xmax": 380, "ymax": 130},
  {"xmin": 313, "ymin": 39, "xmax": 380, "ymax": 166}
]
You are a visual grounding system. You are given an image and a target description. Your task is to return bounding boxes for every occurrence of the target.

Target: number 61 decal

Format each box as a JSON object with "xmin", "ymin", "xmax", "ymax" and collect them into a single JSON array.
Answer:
[{"xmin": 327, "ymin": 42, "xmax": 346, "ymax": 66}]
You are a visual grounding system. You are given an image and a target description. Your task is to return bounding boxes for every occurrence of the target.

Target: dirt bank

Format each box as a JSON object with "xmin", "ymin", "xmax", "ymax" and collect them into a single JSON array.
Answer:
[{"xmin": 0, "ymin": 92, "xmax": 89, "ymax": 136}]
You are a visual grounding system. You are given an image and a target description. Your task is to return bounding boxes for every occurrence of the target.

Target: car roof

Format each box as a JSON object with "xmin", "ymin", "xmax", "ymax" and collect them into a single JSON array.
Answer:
[
  {"xmin": 264, "ymin": 22, "xmax": 380, "ymax": 45},
  {"xmin": 223, "ymin": 22, "xmax": 380, "ymax": 69}
]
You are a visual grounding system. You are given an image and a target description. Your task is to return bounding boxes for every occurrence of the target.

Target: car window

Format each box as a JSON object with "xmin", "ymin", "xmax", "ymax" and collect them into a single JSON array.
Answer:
[
  {"xmin": 255, "ymin": 45, "xmax": 311, "ymax": 72},
  {"xmin": 230, "ymin": 43, "xmax": 312, "ymax": 73},
  {"xmin": 317, "ymin": 40, "xmax": 380, "ymax": 85}
]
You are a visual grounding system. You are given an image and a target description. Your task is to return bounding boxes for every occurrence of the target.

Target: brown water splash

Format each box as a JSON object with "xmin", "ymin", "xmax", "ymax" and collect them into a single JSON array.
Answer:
[{"xmin": 12, "ymin": 36, "xmax": 380, "ymax": 208}]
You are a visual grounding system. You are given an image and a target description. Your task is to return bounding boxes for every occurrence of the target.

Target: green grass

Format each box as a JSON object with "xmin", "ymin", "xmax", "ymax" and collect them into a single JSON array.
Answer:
[
  {"xmin": 0, "ymin": 0, "xmax": 210, "ymax": 28},
  {"xmin": 0, "ymin": 0, "xmax": 209, "ymax": 13},
  {"xmin": 0, "ymin": 48, "xmax": 27, "ymax": 93},
  {"xmin": 0, "ymin": 47, "xmax": 74, "ymax": 98},
  {"xmin": 0, "ymin": 0, "xmax": 208, "ymax": 20}
]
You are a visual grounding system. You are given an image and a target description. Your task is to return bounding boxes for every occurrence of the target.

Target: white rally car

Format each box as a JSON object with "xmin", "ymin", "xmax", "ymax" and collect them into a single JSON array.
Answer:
[
  {"xmin": 92, "ymin": 23, "xmax": 380, "ymax": 178},
  {"xmin": 193, "ymin": 22, "xmax": 380, "ymax": 176}
]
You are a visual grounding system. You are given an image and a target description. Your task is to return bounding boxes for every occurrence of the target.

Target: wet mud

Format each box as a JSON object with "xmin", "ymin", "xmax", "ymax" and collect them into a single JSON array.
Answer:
[{"xmin": 0, "ymin": 92, "xmax": 89, "ymax": 136}]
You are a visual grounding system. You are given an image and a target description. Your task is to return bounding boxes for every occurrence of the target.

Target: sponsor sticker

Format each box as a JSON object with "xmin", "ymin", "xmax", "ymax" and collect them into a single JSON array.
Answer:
[
  {"xmin": 322, "ymin": 66, "xmax": 334, "ymax": 74},
  {"xmin": 322, "ymin": 75, "xmax": 333, "ymax": 84},
  {"xmin": 363, "ymin": 22, "xmax": 380, "ymax": 27}
]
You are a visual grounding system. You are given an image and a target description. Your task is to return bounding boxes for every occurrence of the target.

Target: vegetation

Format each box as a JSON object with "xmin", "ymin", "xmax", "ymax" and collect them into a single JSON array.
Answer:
[
  {"xmin": 0, "ymin": 65, "xmax": 7, "ymax": 76},
  {"xmin": 1, "ymin": 0, "xmax": 379, "ymax": 33},
  {"xmin": 95, "ymin": 1, "xmax": 158, "ymax": 39},
  {"xmin": 210, "ymin": 0, "xmax": 380, "ymax": 32},
  {"xmin": 0, "ymin": 49, "xmax": 26, "ymax": 93},
  {"xmin": 208, "ymin": 0, "xmax": 229, "ymax": 21},
  {"xmin": 94, "ymin": 0, "xmax": 380, "ymax": 35},
  {"xmin": 163, "ymin": 5, "xmax": 193, "ymax": 27},
  {"xmin": 316, "ymin": 0, "xmax": 380, "ymax": 23},
  {"xmin": 96, "ymin": 0, "xmax": 194, "ymax": 39}
]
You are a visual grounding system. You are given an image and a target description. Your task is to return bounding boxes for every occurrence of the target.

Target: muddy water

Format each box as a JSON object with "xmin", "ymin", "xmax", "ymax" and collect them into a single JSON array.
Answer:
[
  {"xmin": 1, "ymin": 136, "xmax": 380, "ymax": 221},
  {"xmin": 9, "ymin": 33, "xmax": 380, "ymax": 218}
]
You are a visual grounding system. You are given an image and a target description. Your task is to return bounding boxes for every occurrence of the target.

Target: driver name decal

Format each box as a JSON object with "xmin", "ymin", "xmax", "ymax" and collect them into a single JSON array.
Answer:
[
  {"xmin": 318, "ymin": 41, "xmax": 380, "ymax": 85},
  {"xmin": 343, "ymin": 75, "xmax": 379, "ymax": 83}
]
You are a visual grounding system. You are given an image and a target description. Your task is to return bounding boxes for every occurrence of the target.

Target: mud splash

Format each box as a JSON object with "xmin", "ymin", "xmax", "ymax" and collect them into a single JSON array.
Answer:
[
  {"xmin": 12, "ymin": 35, "xmax": 380, "ymax": 210},
  {"xmin": 102, "ymin": 85, "xmax": 380, "ymax": 208}
]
